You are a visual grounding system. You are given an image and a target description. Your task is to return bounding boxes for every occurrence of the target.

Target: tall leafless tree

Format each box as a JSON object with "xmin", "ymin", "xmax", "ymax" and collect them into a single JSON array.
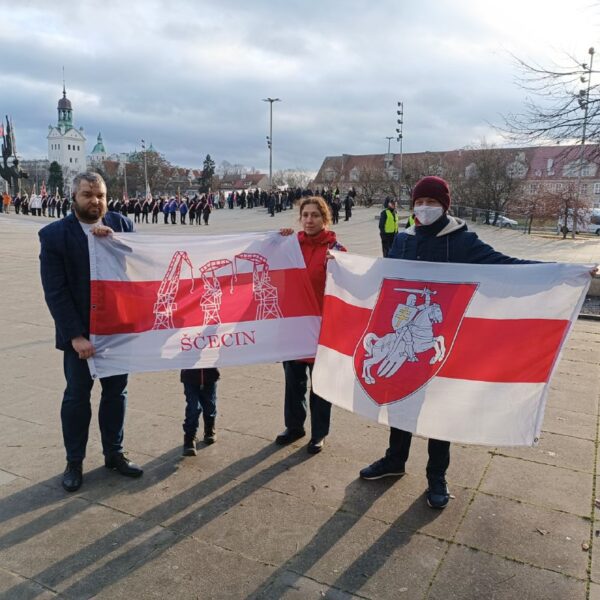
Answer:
[
  {"xmin": 501, "ymin": 48, "xmax": 600, "ymax": 237},
  {"xmin": 272, "ymin": 169, "xmax": 313, "ymax": 190},
  {"xmin": 356, "ymin": 166, "xmax": 389, "ymax": 205},
  {"xmin": 502, "ymin": 50, "xmax": 599, "ymax": 151},
  {"xmin": 458, "ymin": 144, "xmax": 525, "ymax": 223}
]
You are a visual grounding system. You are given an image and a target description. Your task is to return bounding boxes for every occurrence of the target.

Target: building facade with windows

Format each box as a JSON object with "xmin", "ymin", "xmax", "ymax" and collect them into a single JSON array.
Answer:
[
  {"xmin": 47, "ymin": 85, "xmax": 86, "ymax": 190},
  {"xmin": 314, "ymin": 145, "xmax": 600, "ymax": 208}
]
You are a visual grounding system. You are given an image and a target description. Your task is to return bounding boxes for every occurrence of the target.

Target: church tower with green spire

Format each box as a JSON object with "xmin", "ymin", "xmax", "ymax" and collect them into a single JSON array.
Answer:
[
  {"xmin": 47, "ymin": 80, "xmax": 87, "ymax": 187},
  {"xmin": 57, "ymin": 83, "xmax": 73, "ymax": 131},
  {"xmin": 90, "ymin": 132, "xmax": 107, "ymax": 164}
]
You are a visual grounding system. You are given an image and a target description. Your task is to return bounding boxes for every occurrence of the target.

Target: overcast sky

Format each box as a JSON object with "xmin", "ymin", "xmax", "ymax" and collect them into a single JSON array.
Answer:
[{"xmin": 2, "ymin": 0, "xmax": 599, "ymax": 171}]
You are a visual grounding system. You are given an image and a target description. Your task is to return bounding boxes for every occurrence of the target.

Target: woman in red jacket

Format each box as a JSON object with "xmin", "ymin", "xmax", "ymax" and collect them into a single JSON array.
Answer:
[{"xmin": 277, "ymin": 196, "xmax": 346, "ymax": 454}]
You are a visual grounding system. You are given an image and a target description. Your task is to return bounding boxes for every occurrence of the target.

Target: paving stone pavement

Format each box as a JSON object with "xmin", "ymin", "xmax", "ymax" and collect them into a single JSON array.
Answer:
[{"xmin": 1, "ymin": 206, "xmax": 600, "ymax": 599}]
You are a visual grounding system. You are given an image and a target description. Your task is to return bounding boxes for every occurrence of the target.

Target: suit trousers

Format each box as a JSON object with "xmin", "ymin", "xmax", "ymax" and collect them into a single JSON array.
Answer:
[
  {"xmin": 282, "ymin": 361, "xmax": 331, "ymax": 440},
  {"xmin": 61, "ymin": 348, "xmax": 127, "ymax": 462},
  {"xmin": 386, "ymin": 427, "xmax": 450, "ymax": 480}
]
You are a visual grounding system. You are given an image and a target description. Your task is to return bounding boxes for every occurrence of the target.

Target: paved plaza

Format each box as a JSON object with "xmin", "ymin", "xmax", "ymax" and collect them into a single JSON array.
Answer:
[{"xmin": 1, "ymin": 206, "xmax": 600, "ymax": 599}]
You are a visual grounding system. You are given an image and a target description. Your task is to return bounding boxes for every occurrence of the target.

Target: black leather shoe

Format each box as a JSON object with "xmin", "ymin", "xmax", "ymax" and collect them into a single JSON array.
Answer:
[
  {"xmin": 275, "ymin": 428, "xmax": 306, "ymax": 445},
  {"xmin": 104, "ymin": 453, "xmax": 143, "ymax": 477},
  {"xmin": 62, "ymin": 461, "xmax": 83, "ymax": 492},
  {"xmin": 307, "ymin": 438, "xmax": 325, "ymax": 454}
]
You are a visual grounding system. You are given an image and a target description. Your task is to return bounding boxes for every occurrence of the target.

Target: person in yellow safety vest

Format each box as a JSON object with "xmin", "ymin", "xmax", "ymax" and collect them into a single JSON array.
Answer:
[
  {"xmin": 406, "ymin": 213, "xmax": 415, "ymax": 228},
  {"xmin": 379, "ymin": 198, "xmax": 399, "ymax": 256}
]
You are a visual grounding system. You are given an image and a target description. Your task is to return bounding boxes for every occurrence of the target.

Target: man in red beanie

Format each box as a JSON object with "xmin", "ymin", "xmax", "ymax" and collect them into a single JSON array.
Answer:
[{"xmin": 359, "ymin": 175, "xmax": 536, "ymax": 509}]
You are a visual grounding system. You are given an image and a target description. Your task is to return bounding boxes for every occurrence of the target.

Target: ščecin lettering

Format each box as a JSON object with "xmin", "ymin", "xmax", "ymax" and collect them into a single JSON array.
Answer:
[{"xmin": 181, "ymin": 330, "xmax": 256, "ymax": 351}]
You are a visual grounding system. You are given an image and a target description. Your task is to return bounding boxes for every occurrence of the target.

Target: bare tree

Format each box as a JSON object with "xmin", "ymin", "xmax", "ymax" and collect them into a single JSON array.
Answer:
[
  {"xmin": 356, "ymin": 166, "xmax": 388, "ymax": 205},
  {"xmin": 457, "ymin": 144, "xmax": 525, "ymax": 223},
  {"xmin": 502, "ymin": 50, "xmax": 599, "ymax": 148},
  {"xmin": 102, "ymin": 151, "xmax": 176, "ymax": 197},
  {"xmin": 500, "ymin": 47, "xmax": 600, "ymax": 238},
  {"xmin": 549, "ymin": 181, "xmax": 592, "ymax": 238},
  {"xmin": 316, "ymin": 157, "xmax": 345, "ymax": 192},
  {"xmin": 511, "ymin": 180, "xmax": 592, "ymax": 237},
  {"xmin": 401, "ymin": 152, "xmax": 447, "ymax": 199},
  {"xmin": 511, "ymin": 185, "xmax": 562, "ymax": 234},
  {"xmin": 272, "ymin": 169, "xmax": 313, "ymax": 190},
  {"xmin": 95, "ymin": 160, "xmax": 121, "ymax": 199},
  {"xmin": 381, "ymin": 169, "xmax": 402, "ymax": 203},
  {"xmin": 290, "ymin": 170, "xmax": 313, "ymax": 190},
  {"xmin": 219, "ymin": 161, "xmax": 244, "ymax": 177}
]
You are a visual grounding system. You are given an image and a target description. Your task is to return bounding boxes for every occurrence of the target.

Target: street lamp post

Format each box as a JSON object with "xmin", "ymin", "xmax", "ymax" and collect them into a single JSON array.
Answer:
[
  {"xmin": 396, "ymin": 101, "xmax": 404, "ymax": 204},
  {"xmin": 572, "ymin": 47, "xmax": 595, "ymax": 239},
  {"xmin": 262, "ymin": 98, "xmax": 281, "ymax": 190},
  {"xmin": 385, "ymin": 136, "xmax": 394, "ymax": 155}
]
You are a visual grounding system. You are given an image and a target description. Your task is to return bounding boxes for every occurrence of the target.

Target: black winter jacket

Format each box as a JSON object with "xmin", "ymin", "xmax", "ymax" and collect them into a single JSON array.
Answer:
[
  {"xmin": 39, "ymin": 211, "xmax": 135, "ymax": 350},
  {"xmin": 180, "ymin": 368, "xmax": 220, "ymax": 386},
  {"xmin": 388, "ymin": 215, "xmax": 535, "ymax": 265}
]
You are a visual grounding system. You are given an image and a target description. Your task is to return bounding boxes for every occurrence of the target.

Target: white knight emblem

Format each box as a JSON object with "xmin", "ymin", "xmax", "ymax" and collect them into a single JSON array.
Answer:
[{"xmin": 361, "ymin": 287, "xmax": 446, "ymax": 385}]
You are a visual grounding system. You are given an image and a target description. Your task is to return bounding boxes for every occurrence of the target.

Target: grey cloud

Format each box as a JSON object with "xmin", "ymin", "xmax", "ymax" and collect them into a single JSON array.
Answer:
[{"xmin": 0, "ymin": 0, "xmax": 595, "ymax": 170}]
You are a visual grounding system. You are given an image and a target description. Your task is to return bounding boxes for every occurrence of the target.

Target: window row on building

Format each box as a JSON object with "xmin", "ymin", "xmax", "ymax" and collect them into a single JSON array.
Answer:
[
  {"xmin": 49, "ymin": 144, "xmax": 81, "ymax": 151},
  {"xmin": 524, "ymin": 182, "xmax": 600, "ymax": 194}
]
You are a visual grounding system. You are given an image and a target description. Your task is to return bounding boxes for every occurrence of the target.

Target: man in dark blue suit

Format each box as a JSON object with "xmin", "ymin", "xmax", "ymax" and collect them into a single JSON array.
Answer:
[{"xmin": 39, "ymin": 171, "xmax": 143, "ymax": 492}]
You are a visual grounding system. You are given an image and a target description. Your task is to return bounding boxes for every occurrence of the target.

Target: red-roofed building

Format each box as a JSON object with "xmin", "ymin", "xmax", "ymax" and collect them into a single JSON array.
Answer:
[
  {"xmin": 313, "ymin": 145, "xmax": 600, "ymax": 208},
  {"xmin": 218, "ymin": 172, "xmax": 268, "ymax": 192}
]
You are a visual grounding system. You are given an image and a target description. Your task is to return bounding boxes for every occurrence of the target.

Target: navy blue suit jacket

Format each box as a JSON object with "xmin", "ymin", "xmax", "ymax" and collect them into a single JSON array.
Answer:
[{"xmin": 39, "ymin": 211, "xmax": 134, "ymax": 351}]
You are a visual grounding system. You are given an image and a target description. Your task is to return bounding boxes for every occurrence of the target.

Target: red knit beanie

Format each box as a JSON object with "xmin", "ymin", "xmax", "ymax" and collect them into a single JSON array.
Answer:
[{"xmin": 411, "ymin": 176, "xmax": 451, "ymax": 211}]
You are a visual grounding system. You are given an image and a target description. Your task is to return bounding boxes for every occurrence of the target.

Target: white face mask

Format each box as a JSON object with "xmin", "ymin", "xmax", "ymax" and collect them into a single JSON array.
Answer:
[{"xmin": 414, "ymin": 205, "xmax": 444, "ymax": 226}]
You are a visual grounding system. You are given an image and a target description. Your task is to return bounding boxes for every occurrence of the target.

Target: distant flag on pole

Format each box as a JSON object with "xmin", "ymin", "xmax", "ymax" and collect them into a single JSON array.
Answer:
[
  {"xmin": 146, "ymin": 184, "xmax": 152, "ymax": 201},
  {"xmin": 9, "ymin": 118, "xmax": 16, "ymax": 154},
  {"xmin": 41, "ymin": 181, "xmax": 47, "ymax": 197},
  {"xmin": 0, "ymin": 123, "xmax": 4, "ymax": 137}
]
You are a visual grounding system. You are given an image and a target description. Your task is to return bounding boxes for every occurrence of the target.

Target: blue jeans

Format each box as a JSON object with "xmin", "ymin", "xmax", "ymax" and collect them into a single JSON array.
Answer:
[
  {"xmin": 62, "ymin": 348, "xmax": 127, "ymax": 462},
  {"xmin": 283, "ymin": 361, "xmax": 331, "ymax": 440},
  {"xmin": 183, "ymin": 382, "xmax": 217, "ymax": 437}
]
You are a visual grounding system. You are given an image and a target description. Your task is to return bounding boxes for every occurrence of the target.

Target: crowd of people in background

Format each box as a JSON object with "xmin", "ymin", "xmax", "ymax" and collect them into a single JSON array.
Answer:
[
  {"xmin": 0, "ymin": 186, "xmax": 359, "ymax": 225},
  {"xmin": 1, "ymin": 189, "xmax": 71, "ymax": 217}
]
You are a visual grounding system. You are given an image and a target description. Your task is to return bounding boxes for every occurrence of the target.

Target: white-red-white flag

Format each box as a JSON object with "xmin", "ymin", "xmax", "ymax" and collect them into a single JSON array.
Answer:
[
  {"xmin": 312, "ymin": 252, "xmax": 592, "ymax": 447},
  {"xmin": 87, "ymin": 232, "xmax": 320, "ymax": 378}
]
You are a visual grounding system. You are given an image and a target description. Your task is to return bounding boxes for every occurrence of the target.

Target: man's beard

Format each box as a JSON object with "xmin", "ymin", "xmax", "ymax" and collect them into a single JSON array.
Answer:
[{"xmin": 73, "ymin": 201, "xmax": 106, "ymax": 223}]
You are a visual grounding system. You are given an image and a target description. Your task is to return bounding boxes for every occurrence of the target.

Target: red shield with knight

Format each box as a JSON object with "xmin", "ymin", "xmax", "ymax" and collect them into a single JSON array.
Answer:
[{"xmin": 354, "ymin": 278, "xmax": 478, "ymax": 405}]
